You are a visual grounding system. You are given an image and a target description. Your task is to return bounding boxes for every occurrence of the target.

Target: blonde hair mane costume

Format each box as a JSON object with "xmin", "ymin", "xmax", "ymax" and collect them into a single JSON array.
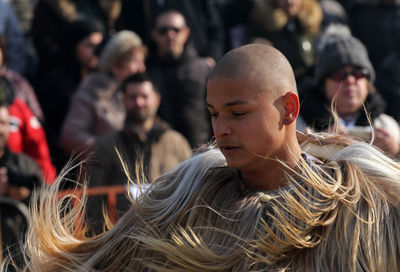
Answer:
[{"xmin": 4, "ymin": 131, "xmax": 400, "ymax": 271}]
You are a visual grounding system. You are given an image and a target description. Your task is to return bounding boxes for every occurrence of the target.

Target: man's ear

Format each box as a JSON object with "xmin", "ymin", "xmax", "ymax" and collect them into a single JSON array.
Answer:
[
  {"xmin": 155, "ymin": 93, "xmax": 161, "ymax": 108},
  {"xmin": 182, "ymin": 27, "xmax": 190, "ymax": 42},
  {"xmin": 282, "ymin": 92, "xmax": 300, "ymax": 125}
]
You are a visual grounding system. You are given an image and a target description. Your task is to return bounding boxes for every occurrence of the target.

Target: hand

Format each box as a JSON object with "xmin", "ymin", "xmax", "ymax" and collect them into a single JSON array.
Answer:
[
  {"xmin": 0, "ymin": 167, "xmax": 9, "ymax": 196},
  {"xmin": 204, "ymin": 56, "xmax": 216, "ymax": 68},
  {"xmin": 373, "ymin": 127, "xmax": 400, "ymax": 157}
]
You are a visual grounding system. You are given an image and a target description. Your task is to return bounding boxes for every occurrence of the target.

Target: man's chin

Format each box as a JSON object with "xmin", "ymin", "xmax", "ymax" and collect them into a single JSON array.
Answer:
[{"xmin": 129, "ymin": 114, "xmax": 148, "ymax": 123}]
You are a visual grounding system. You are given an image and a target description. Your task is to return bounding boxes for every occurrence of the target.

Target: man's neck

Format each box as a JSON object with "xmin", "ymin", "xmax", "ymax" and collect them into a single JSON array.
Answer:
[
  {"xmin": 241, "ymin": 140, "xmax": 302, "ymax": 191},
  {"xmin": 126, "ymin": 117, "xmax": 156, "ymax": 134}
]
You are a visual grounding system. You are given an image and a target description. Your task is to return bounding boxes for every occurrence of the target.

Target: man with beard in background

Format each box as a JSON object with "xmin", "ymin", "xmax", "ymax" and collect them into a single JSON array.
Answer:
[{"xmin": 86, "ymin": 72, "xmax": 191, "ymax": 233}]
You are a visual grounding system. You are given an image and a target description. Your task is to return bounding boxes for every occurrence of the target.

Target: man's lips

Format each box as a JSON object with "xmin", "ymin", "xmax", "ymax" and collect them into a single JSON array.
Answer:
[{"xmin": 218, "ymin": 144, "xmax": 240, "ymax": 152}]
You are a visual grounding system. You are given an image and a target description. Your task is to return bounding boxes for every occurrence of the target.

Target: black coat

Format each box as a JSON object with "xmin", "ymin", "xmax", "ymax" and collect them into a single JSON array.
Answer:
[
  {"xmin": 0, "ymin": 148, "xmax": 41, "ymax": 267},
  {"xmin": 300, "ymin": 84, "xmax": 386, "ymax": 131},
  {"xmin": 147, "ymin": 46, "xmax": 212, "ymax": 149}
]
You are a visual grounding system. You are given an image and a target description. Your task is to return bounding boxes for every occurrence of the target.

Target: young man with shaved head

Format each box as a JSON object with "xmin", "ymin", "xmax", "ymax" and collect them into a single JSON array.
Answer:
[
  {"xmin": 14, "ymin": 44, "xmax": 400, "ymax": 271},
  {"xmin": 207, "ymin": 44, "xmax": 302, "ymax": 190}
]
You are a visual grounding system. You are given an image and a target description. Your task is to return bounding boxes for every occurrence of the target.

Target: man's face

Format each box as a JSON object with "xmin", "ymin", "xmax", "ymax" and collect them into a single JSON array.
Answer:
[
  {"xmin": 76, "ymin": 32, "xmax": 103, "ymax": 69},
  {"xmin": 152, "ymin": 12, "xmax": 190, "ymax": 59},
  {"xmin": 207, "ymin": 76, "xmax": 286, "ymax": 173},
  {"xmin": 124, "ymin": 81, "xmax": 160, "ymax": 123},
  {"xmin": 324, "ymin": 65, "xmax": 369, "ymax": 117},
  {"xmin": 0, "ymin": 107, "xmax": 10, "ymax": 151},
  {"xmin": 112, "ymin": 50, "xmax": 146, "ymax": 82}
]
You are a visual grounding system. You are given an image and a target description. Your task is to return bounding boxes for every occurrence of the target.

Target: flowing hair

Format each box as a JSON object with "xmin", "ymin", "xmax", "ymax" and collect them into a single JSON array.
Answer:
[{"xmin": 4, "ymin": 132, "xmax": 400, "ymax": 271}]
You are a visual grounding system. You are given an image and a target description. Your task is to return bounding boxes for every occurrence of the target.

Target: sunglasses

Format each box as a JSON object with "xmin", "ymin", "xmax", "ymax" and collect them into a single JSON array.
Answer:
[
  {"xmin": 156, "ymin": 26, "xmax": 184, "ymax": 35},
  {"xmin": 328, "ymin": 68, "xmax": 369, "ymax": 82}
]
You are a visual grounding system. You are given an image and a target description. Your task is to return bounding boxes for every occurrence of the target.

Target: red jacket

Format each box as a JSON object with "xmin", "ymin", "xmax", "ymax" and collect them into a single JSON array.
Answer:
[{"xmin": 7, "ymin": 99, "xmax": 57, "ymax": 183}]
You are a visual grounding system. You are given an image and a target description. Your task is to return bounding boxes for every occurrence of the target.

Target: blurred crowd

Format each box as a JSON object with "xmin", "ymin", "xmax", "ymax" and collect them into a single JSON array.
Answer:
[{"xmin": 2, "ymin": 0, "xmax": 400, "ymax": 263}]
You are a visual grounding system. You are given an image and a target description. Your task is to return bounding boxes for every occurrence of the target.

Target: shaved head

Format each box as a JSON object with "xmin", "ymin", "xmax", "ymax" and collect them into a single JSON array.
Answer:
[
  {"xmin": 208, "ymin": 44, "xmax": 297, "ymax": 98},
  {"xmin": 206, "ymin": 44, "xmax": 302, "ymax": 189}
]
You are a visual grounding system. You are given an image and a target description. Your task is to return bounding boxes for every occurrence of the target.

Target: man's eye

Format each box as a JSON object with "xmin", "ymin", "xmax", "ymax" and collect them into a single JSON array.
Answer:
[
  {"xmin": 209, "ymin": 112, "xmax": 218, "ymax": 118},
  {"xmin": 232, "ymin": 112, "xmax": 247, "ymax": 117}
]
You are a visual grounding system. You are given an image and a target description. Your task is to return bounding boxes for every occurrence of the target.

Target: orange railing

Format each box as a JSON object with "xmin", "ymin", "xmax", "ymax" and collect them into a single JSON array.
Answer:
[{"xmin": 58, "ymin": 185, "xmax": 127, "ymax": 224}]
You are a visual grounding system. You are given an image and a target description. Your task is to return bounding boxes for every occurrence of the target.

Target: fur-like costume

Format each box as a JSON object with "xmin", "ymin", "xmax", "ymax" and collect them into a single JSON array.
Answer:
[{"xmin": 6, "ymin": 131, "xmax": 400, "ymax": 271}]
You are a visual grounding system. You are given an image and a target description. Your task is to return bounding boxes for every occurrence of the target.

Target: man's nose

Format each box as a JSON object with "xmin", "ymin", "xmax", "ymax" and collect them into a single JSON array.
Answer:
[
  {"xmin": 135, "ymin": 97, "xmax": 146, "ymax": 107},
  {"xmin": 213, "ymin": 117, "xmax": 232, "ymax": 138}
]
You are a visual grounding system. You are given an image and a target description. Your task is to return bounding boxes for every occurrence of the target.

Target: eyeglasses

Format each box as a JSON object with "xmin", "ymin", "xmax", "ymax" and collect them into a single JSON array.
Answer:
[
  {"xmin": 328, "ymin": 68, "xmax": 369, "ymax": 82},
  {"xmin": 156, "ymin": 26, "xmax": 184, "ymax": 35}
]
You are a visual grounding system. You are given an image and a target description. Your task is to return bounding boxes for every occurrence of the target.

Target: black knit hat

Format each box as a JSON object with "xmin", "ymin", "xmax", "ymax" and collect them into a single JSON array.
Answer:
[{"xmin": 314, "ymin": 34, "xmax": 375, "ymax": 85}]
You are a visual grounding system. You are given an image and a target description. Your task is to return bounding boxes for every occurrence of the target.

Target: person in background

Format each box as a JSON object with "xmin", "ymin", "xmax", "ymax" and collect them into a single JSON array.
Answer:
[
  {"xmin": 0, "ymin": 0, "xmax": 27, "ymax": 75},
  {"xmin": 298, "ymin": 34, "xmax": 400, "ymax": 158},
  {"xmin": 0, "ymin": 100, "xmax": 42, "ymax": 267},
  {"xmin": 38, "ymin": 19, "xmax": 103, "ymax": 171},
  {"xmin": 117, "ymin": 0, "xmax": 224, "ymax": 63},
  {"xmin": 0, "ymin": 35, "xmax": 43, "ymax": 123},
  {"xmin": 147, "ymin": 9, "xmax": 212, "ymax": 149},
  {"xmin": 31, "ymin": 0, "xmax": 78, "ymax": 78},
  {"xmin": 87, "ymin": 73, "xmax": 192, "ymax": 232},
  {"xmin": 247, "ymin": 0, "xmax": 323, "ymax": 81},
  {"xmin": 60, "ymin": 30, "xmax": 147, "ymax": 155},
  {"xmin": 0, "ymin": 76, "xmax": 56, "ymax": 183},
  {"xmin": 74, "ymin": 0, "xmax": 122, "ymax": 35}
]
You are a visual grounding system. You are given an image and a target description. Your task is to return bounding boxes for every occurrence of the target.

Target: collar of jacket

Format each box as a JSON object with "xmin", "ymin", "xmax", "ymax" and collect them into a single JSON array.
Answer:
[{"xmin": 122, "ymin": 117, "xmax": 170, "ymax": 143}]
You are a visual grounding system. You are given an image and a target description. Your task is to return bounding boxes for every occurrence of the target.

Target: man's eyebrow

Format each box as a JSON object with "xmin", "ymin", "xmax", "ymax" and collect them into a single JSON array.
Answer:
[
  {"xmin": 207, "ymin": 100, "xmax": 248, "ymax": 108},
  {"xmin": 225, "ymin": 100, "xmax": 248, "ymax": 107}
]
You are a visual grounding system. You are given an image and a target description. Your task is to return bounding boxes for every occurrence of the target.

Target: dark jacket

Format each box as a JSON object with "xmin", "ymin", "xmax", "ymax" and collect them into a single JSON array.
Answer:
[
  {"xmin": 0, "ymin": 148, "xmax": 42, "ymax": 191},
  {"xmin": 299, "ymin": 84, "xmax": 386, "ymax": 131},
  {"xmin": 32, "ymin": 0, "xmax": 77, "ymax": 75},
  {"xmin": 376, "ymin": 52, "xmax": 400, "ymax": 122},
  {"xmin": 38, "ymin": 61, "xmax": 82, "ymax": 170},
  {"xmin": 147, "ymin": 46, "xmax": 212, "ymax": 149},
  {"xmin": 0, "ymin": 148, "xmax": 42, "ymax": 267}
]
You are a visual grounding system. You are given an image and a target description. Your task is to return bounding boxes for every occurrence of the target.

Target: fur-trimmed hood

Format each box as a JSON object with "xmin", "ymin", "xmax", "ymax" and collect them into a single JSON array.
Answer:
[
  {"xmin": 250, "ymin": 0, "xmax": 323, "ymax": 34},
  {"xmin": 42, "ymin": 0, "xmax": 77, "ymax": 20},
  {"xmin": 41, "ymin": 0, "xmax": 121, "ymax": 29}
]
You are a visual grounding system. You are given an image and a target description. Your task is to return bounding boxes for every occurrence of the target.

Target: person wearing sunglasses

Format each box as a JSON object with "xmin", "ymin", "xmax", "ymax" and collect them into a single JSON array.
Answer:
[
  {"xmin": 146, "ymin": 9, "xmax": 212, "ymax": 149},
  {"xmin": 298, "ymin": 34, "xmax": 400, "ymax": 157}
]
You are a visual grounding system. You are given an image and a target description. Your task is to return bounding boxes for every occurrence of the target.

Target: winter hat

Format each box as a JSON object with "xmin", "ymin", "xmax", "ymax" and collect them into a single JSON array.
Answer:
[
  {"xmin": 314, "ymin": 34, "xmax": 375, "ymax": 85},
  {"xmin": 98, "ymin": 30, "xmax": 143, "ymax": 73}
]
